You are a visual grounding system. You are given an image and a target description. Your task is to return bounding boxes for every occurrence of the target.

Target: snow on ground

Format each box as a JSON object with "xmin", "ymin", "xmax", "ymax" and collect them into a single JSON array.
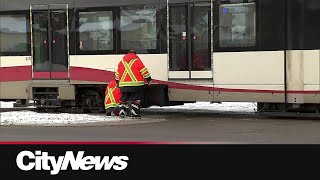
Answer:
[
  {"xmin": 149, "ymin": 102, "xmax": 257, "ymax": 113},
  {"xmin": 0, "ymin": 101, "xmax": 16, "ymax": 108},
  {"xmin": 0, "ymin": 101, "xmax": 120, "ymax": 126},
  {"xmin": 0, "ymin": 111, "xmax": 118, "ymax": 126},
  {"xmin": 0, "ymin": 101, "xmax": 257, "ymax": 126},
  {"xmin": 0, "ymin": 100, "xmax": 34, "ymax": 108}
]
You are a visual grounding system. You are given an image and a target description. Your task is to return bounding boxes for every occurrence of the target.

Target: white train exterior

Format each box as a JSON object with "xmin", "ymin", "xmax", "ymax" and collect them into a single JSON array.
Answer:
[{"xmin": 0, "ymin": 0, "xmax": 319, "ymax": 113}]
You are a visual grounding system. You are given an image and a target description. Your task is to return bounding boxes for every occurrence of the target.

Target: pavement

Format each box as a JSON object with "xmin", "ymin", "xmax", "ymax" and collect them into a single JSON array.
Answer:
[{"xmin": 1, "ymin": 111, "xmax": 320, "ymax": 143}]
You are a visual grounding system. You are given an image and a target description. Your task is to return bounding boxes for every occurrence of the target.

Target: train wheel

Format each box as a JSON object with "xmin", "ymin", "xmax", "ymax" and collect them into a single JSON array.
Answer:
[{"xmin": 79, "ymin": 89, "xmax": 103, "ymax": 113}]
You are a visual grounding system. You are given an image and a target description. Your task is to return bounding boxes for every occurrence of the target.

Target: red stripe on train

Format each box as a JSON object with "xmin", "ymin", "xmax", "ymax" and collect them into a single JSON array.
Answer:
[
  {"xmin": 33, "ymin": 72, "xmax": 50, "ymax": 79},
  {"xmin": 0, "ymin": 66, "xmax": 113, "ymax": 82},
  {"xmin": 33, "ymin": 72, "xmax": 69, "ymax": 79},
  {"xmin": 0, "ymin": 66, "xmax": 32, "ymax": 81},
  {"xmin": 70, "ymin": 67, "xmax": 114, "ymax": 82},
  {"xmin": 1, "ymin": 66, "xmax": 319, "ymax": 94}
]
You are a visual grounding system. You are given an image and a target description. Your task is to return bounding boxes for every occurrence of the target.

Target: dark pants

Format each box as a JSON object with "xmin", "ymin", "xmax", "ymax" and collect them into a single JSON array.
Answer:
[
  {"xmin": 120, "ymin": 86, "xmax": 144, "ymax": 102},
  {"xmin": 119, "ymin": 86, "xmax": 144, "ymax": 117}
]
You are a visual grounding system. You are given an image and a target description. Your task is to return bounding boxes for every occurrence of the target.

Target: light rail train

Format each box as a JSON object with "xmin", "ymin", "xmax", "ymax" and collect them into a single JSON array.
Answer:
[{"xmin": 1, "ymin": 0, "xmax": 320, "ymax": 114}]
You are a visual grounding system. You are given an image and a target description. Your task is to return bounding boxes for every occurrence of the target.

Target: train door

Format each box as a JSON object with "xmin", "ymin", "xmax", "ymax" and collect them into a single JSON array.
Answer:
[
  {"xmin": 169, "ymin": 0, "xmax": 212, "ymax": 79},
  {"xmin": 30, "ymin": 4, "xmax": 69, "ymax": 80}
]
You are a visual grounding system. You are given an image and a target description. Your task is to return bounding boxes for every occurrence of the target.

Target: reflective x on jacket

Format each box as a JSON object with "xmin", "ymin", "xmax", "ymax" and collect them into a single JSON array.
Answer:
[
  {"xmin": 115, "ymin": 53, "xmax": 151, "ymax": 87},
  {"xmin": 105, "ymin": 80, "xmax": 121, "ymax": 109}
]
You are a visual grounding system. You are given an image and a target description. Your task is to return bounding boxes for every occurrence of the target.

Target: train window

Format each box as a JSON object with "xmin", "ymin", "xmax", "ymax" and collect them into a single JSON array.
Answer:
[
  {"xmin": 120, "ymin": 5, "xmax": 158, "ymax": 51},
  {"xmin": 0, "ymin": 14, "xmax": 28, "ymax": 53},
  {"xmin": 78, "ymin": 11, "xmax": 114, "ymax": 51},
  {"xmin": 218, "ymin": 2, "xmax": 256, "ymax": 48}
]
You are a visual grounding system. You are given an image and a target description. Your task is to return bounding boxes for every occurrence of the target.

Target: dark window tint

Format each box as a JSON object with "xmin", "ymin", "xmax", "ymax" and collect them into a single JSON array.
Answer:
[
  {"xmin": 258, "ymin": 0, "xmax": 285, "ymax": 51},
  {"xmin": 0, "ymin": 15, "xmax": 28, "ymax": 53},
  {"xmin": 169, "ymin": 5, "xmax": 187, "ymax": 71},
  {"xmin": 302, "ymin": 0, "xmax": 320, "ymax": 50},
  {"xmin": 287, "ymin": 0, "xmax": 320, "ymax": 50},
  {"xmin": 218, "ymin": 2, "xmax": 256, "ymax": 48},
  {"xmin": 120, "ymin": 5, "xmax": 158, "ymax": 50},
  {"xmin": 78, "ymin": 11, "xmax": 114, "ymax": 51}
]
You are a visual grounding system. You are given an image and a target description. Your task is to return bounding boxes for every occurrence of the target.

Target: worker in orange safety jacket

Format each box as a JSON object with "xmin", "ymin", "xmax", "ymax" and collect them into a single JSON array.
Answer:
[
  {"xmin": 115, "ymin": 50, "xmax": 152, "ymax": 119},
  {"xmin": 105, "ymin": 79, "xmax": 122, "ymax": 116}
]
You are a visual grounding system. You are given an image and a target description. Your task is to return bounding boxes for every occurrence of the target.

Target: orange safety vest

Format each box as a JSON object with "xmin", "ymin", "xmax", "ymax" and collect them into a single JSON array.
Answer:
[
  {"xmin": 105, "ymin": 80, "xmax": 121, "ymax": 109},
  {"xmin": 115, "ymin": 53, "xmax": 151, "ymax": 87}
]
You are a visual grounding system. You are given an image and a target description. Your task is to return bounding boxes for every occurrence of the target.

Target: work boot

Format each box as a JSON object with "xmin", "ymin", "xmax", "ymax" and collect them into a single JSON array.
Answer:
[
  {"xmin": 129, "ymin": 101, "xmax": 141, "ymax": 119},
  {"xmin": 119, "ymin": 110, "xmax": 126, "ymax": 119},
  {"xmin": 119, "ymin": 102, "xmax": 127, "ymax": 119}
]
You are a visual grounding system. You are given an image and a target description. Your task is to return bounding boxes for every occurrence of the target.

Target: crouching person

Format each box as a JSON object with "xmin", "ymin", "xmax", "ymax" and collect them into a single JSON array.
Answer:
[{"xmin": 105, "ymin": 80, "xmax": 122, "ymax": 116}]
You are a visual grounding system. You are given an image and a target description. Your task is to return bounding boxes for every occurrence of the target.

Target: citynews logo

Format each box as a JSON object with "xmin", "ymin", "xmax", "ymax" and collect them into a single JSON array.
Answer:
[{"xmin": 16, "ymin": 151, "xmax": 129, "ymax": 175}]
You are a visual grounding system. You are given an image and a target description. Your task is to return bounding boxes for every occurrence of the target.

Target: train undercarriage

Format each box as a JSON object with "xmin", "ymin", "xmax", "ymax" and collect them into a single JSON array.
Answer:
[
  {"xmin": 256, "ymin": 102, "xmax": 320, "ymax": 118},
  {"xmin": 9, "ymin": 83, "xmax": 320, "ymax": 118},
  {"xmin": 31, "ymin": 85, "xmax": 105, "ymax": 113},
  {"xmin": 25, "ymin": 84, "xmax": 179, "ymax": 114},
  {"xmin": 257, "ymin": 102, "xmax": 320, "ymax": 113}
]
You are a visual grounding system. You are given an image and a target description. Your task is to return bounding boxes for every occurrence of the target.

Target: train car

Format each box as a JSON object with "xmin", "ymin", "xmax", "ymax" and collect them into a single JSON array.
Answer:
[{"xmin": 0, "ymin": 0, "xmax": 320, "ymax": 114}]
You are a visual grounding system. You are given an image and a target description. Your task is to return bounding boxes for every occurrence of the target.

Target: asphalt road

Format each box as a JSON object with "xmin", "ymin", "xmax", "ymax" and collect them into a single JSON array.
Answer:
[{"xmin": 1, "ymin": 110, "xmax": 320, "ymax": 143}]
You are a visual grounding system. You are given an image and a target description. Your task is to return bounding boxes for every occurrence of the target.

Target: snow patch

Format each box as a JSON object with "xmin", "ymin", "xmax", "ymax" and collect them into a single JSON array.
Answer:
[
  {"xmin": 0, "ymin": 101, "xmax": 16, "ymax": 108},
  {"xmin": 0, "ymin": 101, "xmax": 257, "ymax": 126},
  {"xmin": 0, "ymin": 110, "xmax": 120, "ymax": 126},
  {"xmin": 149, "ymin": 102, "xmax": 257, "ymax": 113}
]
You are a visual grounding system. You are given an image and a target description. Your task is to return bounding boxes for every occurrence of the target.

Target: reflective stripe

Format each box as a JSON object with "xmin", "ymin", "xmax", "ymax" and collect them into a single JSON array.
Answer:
[
  {"xmin": 119, "ymin": 109, "xmax": 126, "ymax": 116},
  {"xmin": 131, "ymin": 109, "xmax": 138, "ymax": 116},
  {"xmin": 120, "ymin": 58, "xmax": 138, "ymax": 83},
  {"xmin": 105, "ymin": 93, "xmax": 110, "ymax": 104},
  {"xmin": 105, "ymin": 87, "xmax": 117, "ymax": 108},
  {"xmin": 131, "ymin": 103, "xmax": 139, "ymax": 109},
  {"xmin": 142, "ymin": 73, "xmax": 151, "ymax": 78},
  {"xmin": 119, "ymin": 81, "xmax": 144, "ymax": 87},
  {"xmin": 115, "ymin": 70, "xmax": 119, "ymax": 80},
  {"xmin": 108, "ymin": 87, "xmax": 116, "ymax": 104},
  {"xmin": 105, "ymin": 103, "xmax": 118, "ymax": 109},
  {"xmin": 140, "ymin": 67, "xmax": 148, "ymax": 74},
  {"xmin": 140, "ymin": 67, "xmax": 150, "ymax": 78}
]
